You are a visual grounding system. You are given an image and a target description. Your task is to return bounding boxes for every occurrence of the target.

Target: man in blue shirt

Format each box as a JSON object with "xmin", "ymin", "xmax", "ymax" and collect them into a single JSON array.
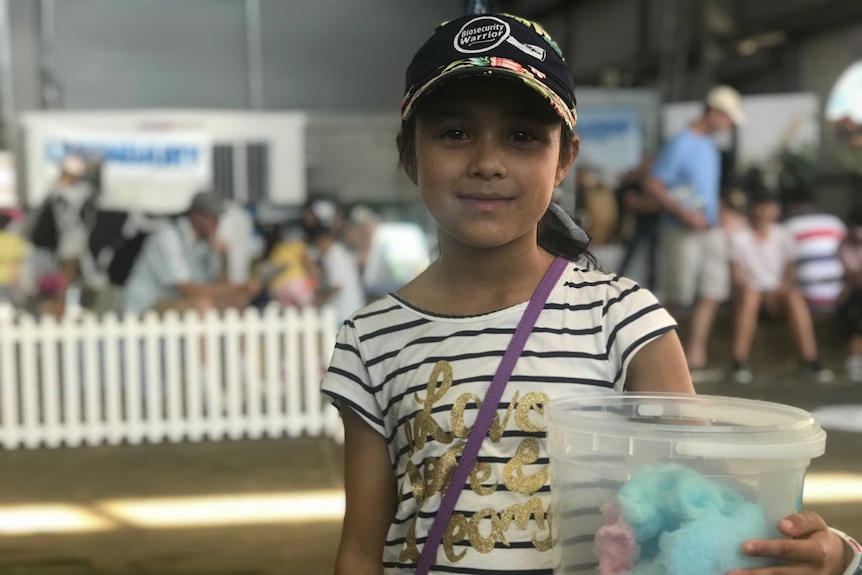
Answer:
[
  {"xmin": 645, "ymin": 85, "xmax": 745, "ymax": 372},
  {"xmin": 124, "ymin": 190, "xmax": 261, "ymax": 314}
]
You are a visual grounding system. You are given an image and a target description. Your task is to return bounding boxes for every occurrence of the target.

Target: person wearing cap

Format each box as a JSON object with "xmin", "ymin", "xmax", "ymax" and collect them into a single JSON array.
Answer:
[
  {"xmin": 28, "ymin": 154, "xmax": 100, "ymax": 314},
  {"xmin": 643, "ymin": 85, "xmax": 745, "ymax": 373},
  {"xmin": 324, "ymin": 15, "xmax": 684, "ymax": 573},
  {"xmin": 123, "ymin": 190, "xmax": 261, "ymax": 314},
  {"xmin": 321, "ymin": 14, "xmax": 858, "ymax": 575},
  {"xmin": 728, "ymin": 171, "xmax": 834, "ymax": 384},
  {"xmin": 300, "ymin": 195, "xmax": 366, "ymax": 327}
]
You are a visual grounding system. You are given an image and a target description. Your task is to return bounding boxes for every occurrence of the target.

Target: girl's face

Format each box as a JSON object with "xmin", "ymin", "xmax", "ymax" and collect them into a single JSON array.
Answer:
[{"xmin": 412, "ymin": 78, "xmax": 576, "ymax": 253}]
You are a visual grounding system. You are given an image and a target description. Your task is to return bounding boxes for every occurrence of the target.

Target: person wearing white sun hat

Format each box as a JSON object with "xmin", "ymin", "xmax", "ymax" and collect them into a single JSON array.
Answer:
[
  {"xmin": 706, "ymin": 84, "xmax": 747, "ymax": 127},
  {"xmin": 644, "ymin": 84, "xmax": 745, "ymax": 374}
]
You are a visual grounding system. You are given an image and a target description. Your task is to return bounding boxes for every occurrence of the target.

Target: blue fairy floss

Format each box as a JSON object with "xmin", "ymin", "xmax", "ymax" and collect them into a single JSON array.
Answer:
[{"xmin": 619, "ymin": 463, "xmax": 779, "ymax": 575}]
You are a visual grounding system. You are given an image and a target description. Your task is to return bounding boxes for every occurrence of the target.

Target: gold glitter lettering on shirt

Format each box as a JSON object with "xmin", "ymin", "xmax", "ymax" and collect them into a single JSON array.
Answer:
[
  {"xmin": 405, "ymin": 443, "xmax": 464, "ymax": 505},
  {"xmin": 514, "ymin": 391, "xmax": 549, "ymax": 432},
  {"xmin": 498, "ymin": 495, "xmax": 546, "ymax": 532},
  {"xmin": 397, "ymin": 377, "xmax": 556, "ymax": 565},
  {"xmin": 533, "ymin": 503, "xmax": 553, "ymax": 551},
  {"xmin": 405, "ymin": 459, "xmax": 425, "ymax": 502},
  {"xmin": 467, "ymin": 507, "xmax": 506, "ymax": 553},
  {"xmin": 468, "ymin": 461, "xmax": 497, "ymax": 496},
  {"xmin": 399, "ymin": 514, "xmax": 421, "ymax": 563},
  {"xmin": 450, "ymin": 390, "xmax": 520, "ymax": 442},
  {"xmin": 450, "ymin": 392, "xmax": 480, "ymax": 439},
  {"xmin": 426, "ymin": 444, "xmax": 462, "ymax": 499},
  {"xmin": 438, "ymin": 498, "xmax": 553, "ymax": 561},
  {"xmin": 443, "ymin": 513, "xmax": 469, "ymax": 562},
  {"xmin": 413, "ymin": 360, "xmax": 455, "ymax": 450},
  {"xmin": 487, "ymin": 390, "xmax": 518, "ymax": 442},
  {"xmin": 503, "ymin": 438, "xmax": 548, "ymax": 494},
  {"xmin": 499, "ymin": 497, "xmax": 553, "ymax": 551}
]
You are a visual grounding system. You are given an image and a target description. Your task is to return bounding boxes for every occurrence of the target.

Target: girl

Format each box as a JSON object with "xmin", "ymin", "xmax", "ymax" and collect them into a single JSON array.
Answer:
[{"xmin": 322, "ymin": 13, "xmax": 859, "ymax": 575}]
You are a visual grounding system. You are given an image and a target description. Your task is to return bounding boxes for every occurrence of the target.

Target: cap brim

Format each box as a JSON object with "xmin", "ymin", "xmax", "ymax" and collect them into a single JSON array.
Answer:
[{"xmin": 401, "ymin": 59, "xmax": 577, "ymax": 130}]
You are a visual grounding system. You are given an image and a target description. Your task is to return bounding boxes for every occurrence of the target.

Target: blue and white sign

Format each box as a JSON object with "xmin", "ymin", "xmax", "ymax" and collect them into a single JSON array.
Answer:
[
  {"xmin": 39, "ymin": 129, "xmax": 211, "ymax": 213},
  {"xmin": 575, "ymin": 108, "xmax": 643, "ymax": 185},
  {"xmin": 44, "ymin": 137, "xmax": 202, "ymax": 169}
]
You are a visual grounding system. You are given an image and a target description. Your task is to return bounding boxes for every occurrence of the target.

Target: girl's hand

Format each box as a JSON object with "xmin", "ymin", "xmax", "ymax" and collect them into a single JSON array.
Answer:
[{"xmin": 729, "ymin": 512, "xmax": 852, "ymax": 575}]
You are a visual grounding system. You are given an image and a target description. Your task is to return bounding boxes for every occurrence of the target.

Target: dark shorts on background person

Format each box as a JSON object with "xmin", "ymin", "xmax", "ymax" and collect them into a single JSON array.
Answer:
[{"xmin": 838, "ymin": 289, "xmax": 862, "ymax": 337}]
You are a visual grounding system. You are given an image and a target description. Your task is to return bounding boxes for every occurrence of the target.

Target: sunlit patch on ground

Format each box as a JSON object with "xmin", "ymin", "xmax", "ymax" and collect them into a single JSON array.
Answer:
[
  {"xmin": 1, "ymin": 475, "xmax": 861, "ymax": 537},
  {"xmin": 811, "ymin": 405, "xmax": 862, "ymax": 433},
  {"xmin": 0, "ymin": 504, "xmax": 115, "ymax": 534},
  {"xmin": 100, "ymin": 490, "xmax": 345, "ymax": 528},
  {"xmin": 0, "ymin": 490, "xmax": 344, "ymax": 535}
]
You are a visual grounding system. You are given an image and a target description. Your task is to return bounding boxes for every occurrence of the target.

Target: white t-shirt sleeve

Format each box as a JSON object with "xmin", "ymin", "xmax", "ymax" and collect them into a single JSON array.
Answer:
[
  {"xmin": 602, "ymin": 276, "xmax": 677, "ymax": 389},
  {"xmin": 321, "ymin": 320, "xmax": 385, "ymax": 436}
]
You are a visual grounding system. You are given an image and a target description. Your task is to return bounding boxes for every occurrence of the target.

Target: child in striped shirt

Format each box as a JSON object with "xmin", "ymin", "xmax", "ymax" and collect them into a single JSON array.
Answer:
[{"xmin": 322, "ymin": 12, "xmax": 859, "ymax": 575}]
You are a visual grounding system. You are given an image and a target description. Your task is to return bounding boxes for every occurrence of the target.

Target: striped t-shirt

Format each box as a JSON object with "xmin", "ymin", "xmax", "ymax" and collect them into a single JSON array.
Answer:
[
  {"xmin": 321, "ymin": 262, "xmax": 676, "ymax": 574},
  {"xmin": 783, "ymin": 213, "xmax": 846, "ymax": 310}
]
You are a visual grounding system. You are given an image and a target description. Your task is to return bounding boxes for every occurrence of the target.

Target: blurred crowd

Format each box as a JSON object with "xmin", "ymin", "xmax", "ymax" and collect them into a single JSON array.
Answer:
[
  {"xmin": 565, "ymin": 84, "xmax": 862, "ymax": 385},
  {"xmin": 576, "ymin": 149, "xmax": 859, "ymax": 384},
  {"xmin": 0, "ymin": 153, "xmax": 430, "ymax": 330},
  {"xmin": 4, "ymin": 125, "xmax": 862, "ymax": 383}
]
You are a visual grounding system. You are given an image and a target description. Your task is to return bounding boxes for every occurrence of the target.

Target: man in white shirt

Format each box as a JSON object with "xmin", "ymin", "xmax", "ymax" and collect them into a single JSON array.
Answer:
[{"xmin": 303, "ymin": 197, "xmax": 366, "ymax": 328}]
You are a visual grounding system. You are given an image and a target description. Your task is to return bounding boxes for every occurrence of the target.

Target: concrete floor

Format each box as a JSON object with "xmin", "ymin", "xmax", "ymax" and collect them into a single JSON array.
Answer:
[
  {"xmin": 1, "ymin": 312, "xmax": 861, "ymax": 575},
  {"xmin": 0, "ymin": 437, "xmax": 344, "ymax": 575}
]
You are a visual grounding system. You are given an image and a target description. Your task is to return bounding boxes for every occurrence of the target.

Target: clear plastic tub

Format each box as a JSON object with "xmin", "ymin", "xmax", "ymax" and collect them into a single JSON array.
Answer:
[{"xmin": 546, "ymin": 392, "xmax": 827, "ymax": 575}]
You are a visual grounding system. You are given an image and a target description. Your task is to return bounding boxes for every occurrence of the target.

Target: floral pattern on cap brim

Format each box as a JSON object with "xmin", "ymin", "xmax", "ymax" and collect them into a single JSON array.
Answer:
[
  {"xmin": 504, "ymin": 13, "xmax": 564, "ymax": 59},
  {"xmin": 401, "ymin": 56, "xmax": 578, "ymax": 130}
]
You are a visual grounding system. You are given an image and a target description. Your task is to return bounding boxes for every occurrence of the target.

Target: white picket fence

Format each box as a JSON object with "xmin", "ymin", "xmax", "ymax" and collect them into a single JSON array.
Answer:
[{"xmin": 0, "ymin": 306, "xmax": 343, "ymax": 450}]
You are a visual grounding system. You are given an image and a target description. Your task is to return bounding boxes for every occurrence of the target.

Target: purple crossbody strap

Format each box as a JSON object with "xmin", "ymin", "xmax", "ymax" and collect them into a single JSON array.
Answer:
[{"xmin": 415, "ymin": 256, "xmax": 568, "ymax": 574}]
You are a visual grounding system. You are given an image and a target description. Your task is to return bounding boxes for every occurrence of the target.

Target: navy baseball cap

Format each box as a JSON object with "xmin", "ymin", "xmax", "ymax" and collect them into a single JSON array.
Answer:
[{"xmin": 401, "ymin": 13, "xmax": 578, "ymax": 130}]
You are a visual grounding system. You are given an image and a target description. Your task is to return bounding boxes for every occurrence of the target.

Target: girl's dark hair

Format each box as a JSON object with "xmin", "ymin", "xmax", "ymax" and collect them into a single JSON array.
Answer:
[{"xmin": 397, "ymin": 118, "xmax": 596, "ymax": 266}]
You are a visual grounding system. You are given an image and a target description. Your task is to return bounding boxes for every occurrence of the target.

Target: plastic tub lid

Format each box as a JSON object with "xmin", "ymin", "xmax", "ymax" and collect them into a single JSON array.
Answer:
[{"xmin": 547, "ymin": 392, "xmax": 827, "ymax": 460}]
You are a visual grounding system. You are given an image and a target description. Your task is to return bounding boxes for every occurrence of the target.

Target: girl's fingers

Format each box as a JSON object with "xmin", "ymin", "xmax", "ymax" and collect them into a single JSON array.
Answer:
[
  {"xmin": 743, "ymin": 536, "xmax": 828, "ymax": 564},
  {"xmin": 727, "ymin": 566, "xmax": 808, "ymax": 575},
  {"xmin": 742, "ymin": 526, "xmax": 843, "ymax": 575},
  {"xmin": 741, "ymin": 511, "xmax": 829, "ymax": 563},
  {"xmin": 777, "ymin": 512, "xmax": 829, "ymax": 538}
]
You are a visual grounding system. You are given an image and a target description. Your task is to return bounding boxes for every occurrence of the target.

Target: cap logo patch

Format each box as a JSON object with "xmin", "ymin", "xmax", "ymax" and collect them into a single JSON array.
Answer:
[{"xmin": 454, "ymin": 16, "xmax": 547, "ymax": 61}]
